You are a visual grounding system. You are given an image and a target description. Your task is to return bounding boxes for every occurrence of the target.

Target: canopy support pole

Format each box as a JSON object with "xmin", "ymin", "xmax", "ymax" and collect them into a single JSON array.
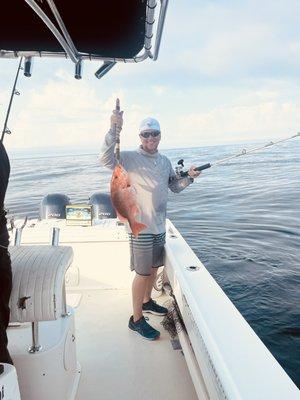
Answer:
[
  {"xmin": 46, "ymin": 0, "xmax": 78, "ymax": 57},
  {"xmin": 24, "ymin": 0, "xmax": 78, "ymax": 63}
]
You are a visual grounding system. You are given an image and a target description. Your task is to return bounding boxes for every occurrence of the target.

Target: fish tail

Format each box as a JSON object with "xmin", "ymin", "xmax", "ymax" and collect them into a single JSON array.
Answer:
[{"xmin": 131, "ymin": 221, "xmax": 147, "ymax": 237}]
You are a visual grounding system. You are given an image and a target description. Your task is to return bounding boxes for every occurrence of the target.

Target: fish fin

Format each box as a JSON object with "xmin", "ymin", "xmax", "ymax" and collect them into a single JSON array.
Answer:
[
  {"xmin": 131, "ymin": 204, "xmax": 140, "ymax": 217},
  {"xmin": 131, "ymin": 221, "xmax": 147, "ymax": 238},
  {"xmin": 116, "ymin": 211, "xmax": 127, "ymax": 222}
]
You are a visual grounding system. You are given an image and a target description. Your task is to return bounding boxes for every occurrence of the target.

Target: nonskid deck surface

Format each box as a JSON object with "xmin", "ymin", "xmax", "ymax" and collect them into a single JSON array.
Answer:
[
  {"xmin": 9, "ymin": 219, "xmax": 198, "ymax": 399},
  {"xmin": 72, "ymin": 289, "xmax": 198, "ymax": 400}
]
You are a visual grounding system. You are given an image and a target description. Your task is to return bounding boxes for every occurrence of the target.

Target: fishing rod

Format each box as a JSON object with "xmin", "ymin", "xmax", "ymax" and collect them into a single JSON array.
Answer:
[
  {"xmin": 114, "ymin": 98, "xmax": 121, "ymax": 162},
  {"xmin": 1, "ymin": 57, "xmax": 23, "ymax": 143},
  {"xmin": 178, "ymin": 132, "xmax": 300, "ymax": 177}
]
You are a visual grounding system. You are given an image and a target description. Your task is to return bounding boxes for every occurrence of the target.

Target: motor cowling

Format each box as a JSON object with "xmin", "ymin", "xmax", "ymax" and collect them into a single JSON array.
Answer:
[
  {"xmin": 89, "ymin": 192, "xmax": 116, "ymax": 219},
  {"xmin": 39, "ymin": 193, "xmax": 70, "ymax": 220}
]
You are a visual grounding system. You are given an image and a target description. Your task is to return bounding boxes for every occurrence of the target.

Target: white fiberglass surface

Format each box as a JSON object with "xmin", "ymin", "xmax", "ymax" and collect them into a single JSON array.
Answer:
[
  {"xmin": 165, "ymin": 221, "xmax": 300, "ymax": 400},
  {"xmin": 73, "ymin": 289, "xmax": 198, "ymax": 400}
]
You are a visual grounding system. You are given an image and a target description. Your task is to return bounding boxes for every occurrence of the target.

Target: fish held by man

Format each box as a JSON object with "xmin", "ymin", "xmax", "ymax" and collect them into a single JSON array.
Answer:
[{"xmin": 110, "ymin": 164, "xmax": 147, "ymax": 237}]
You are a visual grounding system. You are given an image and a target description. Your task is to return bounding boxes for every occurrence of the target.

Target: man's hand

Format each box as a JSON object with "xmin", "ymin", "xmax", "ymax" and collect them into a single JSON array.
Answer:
[
  {"xmin": 188, "ymin": 165, "xmax": 201, "ymax": 178},
  {"xmin": 111, "ymin": 109, "xmax": 124, "ymax": 133}
]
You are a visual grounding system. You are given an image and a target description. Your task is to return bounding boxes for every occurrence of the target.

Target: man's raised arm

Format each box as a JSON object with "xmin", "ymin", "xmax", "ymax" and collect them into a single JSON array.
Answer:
[{"xmin": 100, "ymin": 106, "xmax": 123, "ymax": 170}]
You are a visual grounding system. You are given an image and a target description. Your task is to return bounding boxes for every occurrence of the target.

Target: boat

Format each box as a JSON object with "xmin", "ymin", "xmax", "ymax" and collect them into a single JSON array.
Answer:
[
  {"xmin": 3, "ymin": 196, "xmax": 300, "ymax": 400},
  {"xmin": 1, "ymin": 2, "xmax": 299, "ymax": 399}
]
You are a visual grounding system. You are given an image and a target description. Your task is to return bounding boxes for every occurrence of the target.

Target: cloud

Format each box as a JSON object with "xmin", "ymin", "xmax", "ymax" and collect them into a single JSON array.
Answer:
[
  {"xmin": 4, "ymin": 71, "xmax": 300, "ymax": 151},
  {"xmin": 4, "ymin": 72, "xmax": 158, "ymax": 150},
  {"xmin": 172, "ymin": 100, "xmax": 300, "ymax": 146},
  {"xmin": 152, "ymin": 85, "xmax": 168, "ymax": 95},
  {"xmin": 149, "ymin": 0, "xmax": 300, "ymax": 81},
  {"xmin": 5, "ymin": 72, "xmax": 119, "ymax": 149},
  {"xmin": 91, "ymin": 0, "xmax": 300, "ymax": 92}
]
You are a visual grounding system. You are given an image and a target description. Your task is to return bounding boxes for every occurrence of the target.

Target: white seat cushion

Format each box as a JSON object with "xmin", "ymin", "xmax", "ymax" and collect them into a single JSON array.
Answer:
[{"xmin": 9, "ymin": 246, "xmax": 73, "ymax": 322}]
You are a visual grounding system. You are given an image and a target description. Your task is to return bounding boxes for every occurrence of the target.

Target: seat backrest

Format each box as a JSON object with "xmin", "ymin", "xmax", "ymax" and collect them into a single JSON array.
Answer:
[{"xmin": 9, "ymin": 245, "xmax": 73, "ymax": 322}]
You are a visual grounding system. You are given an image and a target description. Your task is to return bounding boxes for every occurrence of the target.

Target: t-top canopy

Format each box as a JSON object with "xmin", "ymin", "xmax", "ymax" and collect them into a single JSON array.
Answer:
[{"xmin": 0, "ymin": 0, "xmax": 168, "ymax": 78}]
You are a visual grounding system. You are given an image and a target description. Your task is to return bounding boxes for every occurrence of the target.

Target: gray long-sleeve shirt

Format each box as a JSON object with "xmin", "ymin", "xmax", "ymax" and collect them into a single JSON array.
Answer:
[{"xmin": 100, "ymin": 129, "xmax": 193, "ymax": 234}]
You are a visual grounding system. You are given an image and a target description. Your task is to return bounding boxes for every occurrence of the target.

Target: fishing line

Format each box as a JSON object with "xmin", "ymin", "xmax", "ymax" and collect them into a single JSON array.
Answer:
[{"xmin": 179, "ymin": 132, "xmax": 300, "ymax": 177}]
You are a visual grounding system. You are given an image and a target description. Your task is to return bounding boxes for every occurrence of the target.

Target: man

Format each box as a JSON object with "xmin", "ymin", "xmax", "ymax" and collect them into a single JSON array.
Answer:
[
  {"xmin": 100, "ymin": 107, "xmax": 200, "ymax": 340},
  {"xmin": 0, "ymin": 140, "xmax": 13, "ymax": 364}
]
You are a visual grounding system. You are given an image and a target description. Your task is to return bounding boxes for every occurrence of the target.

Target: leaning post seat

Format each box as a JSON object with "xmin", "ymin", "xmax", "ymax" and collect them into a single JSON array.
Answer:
[
  {"xmin": 9, "ymin": 245, "xmax": 73, "ymax": 323},
  {"xmin": 7, "ymin": 245, "xmax": 81, "ymax": 400}
]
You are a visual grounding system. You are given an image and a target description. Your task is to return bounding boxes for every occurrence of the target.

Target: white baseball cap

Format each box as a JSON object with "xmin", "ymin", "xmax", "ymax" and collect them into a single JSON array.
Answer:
[{"xmin": 139, "ymin": 117, "xmax": 160, "ymax": 133}]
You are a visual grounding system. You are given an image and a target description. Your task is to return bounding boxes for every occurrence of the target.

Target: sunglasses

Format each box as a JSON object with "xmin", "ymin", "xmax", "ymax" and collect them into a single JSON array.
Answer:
[{"xmin": 140, "ymin": 131, "xmax": 161, "ymax": 139}]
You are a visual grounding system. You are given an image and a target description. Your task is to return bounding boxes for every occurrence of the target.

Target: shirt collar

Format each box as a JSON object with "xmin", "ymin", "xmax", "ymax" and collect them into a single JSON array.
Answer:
[{"xmin": 137, "ymin": 145, "xmax": 159, "ymax": 158}]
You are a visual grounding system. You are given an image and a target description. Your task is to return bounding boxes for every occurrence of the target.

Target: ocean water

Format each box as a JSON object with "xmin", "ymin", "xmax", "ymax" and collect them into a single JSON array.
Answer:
[{"xmin": 5, "ymin": 139, "xmax": 300, "ymax": 387}]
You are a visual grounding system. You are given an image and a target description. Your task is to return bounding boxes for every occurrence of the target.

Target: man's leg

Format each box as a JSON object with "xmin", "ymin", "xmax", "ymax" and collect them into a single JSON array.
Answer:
[
  {"xmin": 0, "ymin": 249, "xmax": 13, "ymax": 364},
  {"xmin": 141, "ymin": 266, "xmax": 168, "ymax": 316},
  {"xmin": 132, "ymin": 273, "xmax": 149, "ymax": 322},
  {"xmin": 129, "ymin": 234, "xmax": 160, "ymax": 340},
  {"xmin": 130, "ymin": 272, "xmax": 160, "ymax": 340},
  {"xmin": 143, "ymin": 267, "xmax": 157, "ymax": 304}
]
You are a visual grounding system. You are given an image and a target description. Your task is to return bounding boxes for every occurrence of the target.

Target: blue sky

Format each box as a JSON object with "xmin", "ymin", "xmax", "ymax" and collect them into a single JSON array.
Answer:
[{"xmin": 1, "ymin": 0, "xmax": 300, "ymax": 153}]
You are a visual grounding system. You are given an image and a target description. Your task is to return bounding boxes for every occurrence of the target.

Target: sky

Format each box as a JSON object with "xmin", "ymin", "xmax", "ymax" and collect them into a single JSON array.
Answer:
[{"xmin": 1, "ymin": 0, "xmax": 300, "ymax": 154}]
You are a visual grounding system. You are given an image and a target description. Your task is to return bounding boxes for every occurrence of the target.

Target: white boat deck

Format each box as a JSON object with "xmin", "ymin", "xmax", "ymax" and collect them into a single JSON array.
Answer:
[
  {"xmin": 6, "ymin": 218, "xmax": 299, "ymax": 400},
  {"xmin": 72, "ymin": 289, "xmax": 198, "ymax": 400}
]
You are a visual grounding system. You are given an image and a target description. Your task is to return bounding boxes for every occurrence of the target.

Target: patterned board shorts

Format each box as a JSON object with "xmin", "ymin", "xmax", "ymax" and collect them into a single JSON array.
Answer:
[{"xmin": 129, "ymin": 232, "xmax": 166, "ymax": 276}]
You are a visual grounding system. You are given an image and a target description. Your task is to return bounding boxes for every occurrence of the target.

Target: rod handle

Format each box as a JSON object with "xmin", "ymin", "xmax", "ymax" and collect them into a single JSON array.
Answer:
[
  {"xmin": 180, "ymin": 163, "xmax": 211, "ymax": 177},
  {"xmin": 115, "ymin": 98, "xmax": 121, "ymax": 160},
  {"xmin": 115, "ymin": 98, "xmax": 120, "ymax": 112},
  {"xmin": 195, "ymin": 163, "xmax": 211, "ymax": 171}
]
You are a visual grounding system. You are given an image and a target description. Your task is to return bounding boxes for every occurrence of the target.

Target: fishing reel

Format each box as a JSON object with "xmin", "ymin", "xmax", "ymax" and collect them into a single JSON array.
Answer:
[
  {"xmin": 176, "ymin": 159, "xmax": 211, "ymax": 177},
  {"xmin": 175, "ymin": 159, "xmax": 193, "ymax": 177},
  {"xmin": 175, "ymin": 159, "xmax": 185, "ymax": 177}
]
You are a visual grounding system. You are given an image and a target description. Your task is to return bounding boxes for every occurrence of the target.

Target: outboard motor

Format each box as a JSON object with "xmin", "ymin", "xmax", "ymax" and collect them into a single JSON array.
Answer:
[
  {"xmin": 39, "ymin": 193, "xmax": 70, "ymax": 220},
  {"xmin": 89, "ymin": 192, "xmax": 116, "ymax": 219}
]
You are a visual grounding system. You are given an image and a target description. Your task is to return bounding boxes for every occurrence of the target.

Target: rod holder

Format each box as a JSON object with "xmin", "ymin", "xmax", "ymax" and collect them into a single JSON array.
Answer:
[
  {"xmin": 51, "ymin": 227, "xmax": 60, "ymax": 246},
  {"xmin": 61, "ymin": 281, "xmax": 68, "ymax": 317},
  {"xmin": 14, "ymin": 228, "xmax": 23, "ymax": 246},
  {"xmin": 24, "ymin": 56, "xmax": 33, "ymax": 77},
  {"xmin": 95, "ymin": 61, "xmax": 116, "ymax": 79},
  {"xmin": 74, "ymin": 59, "xmax": 83, "ymax": 79},
  {"xmin": 50, "ymin": 227, "xmax": 68, "ymax": 316}
]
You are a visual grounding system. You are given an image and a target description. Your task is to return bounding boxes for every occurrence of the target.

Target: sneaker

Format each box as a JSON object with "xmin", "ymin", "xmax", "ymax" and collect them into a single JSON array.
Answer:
[
  {"xmin": 142, "ymin": 299, "xmax": 168, "ymax": 316},
  {"xmin": 128, "ymin": 316, "xmax": 160, "ymax": 340}
]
